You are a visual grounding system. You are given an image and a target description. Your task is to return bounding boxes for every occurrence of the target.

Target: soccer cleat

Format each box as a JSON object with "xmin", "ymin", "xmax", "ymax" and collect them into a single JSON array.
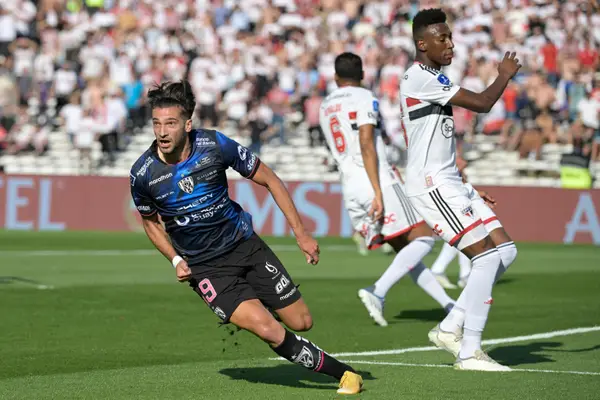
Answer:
[
  {"xmin": 454, "ymin": 350, "xmax": 512, "ymax": 372},
  {"xmin": 337, "ymin": 371, "xmax": 363, "ymax": 394},
  {"xmin": 428, "ymin": 323, "xmax": 462, "ymax": 357},
  {"xmin": 352, "ymin": 231, "xmax": 369, "ymax": 256},
  {"xmin": 358, "ymin": 286, "xmax": 388, "ymax": 327},
  {"xmin": 457, "ymin": 276, "xmax": 468, "ymax": 288},
  {"xmin": 434, "ymin": 273, "xmax": 458, "ymax": 289}
]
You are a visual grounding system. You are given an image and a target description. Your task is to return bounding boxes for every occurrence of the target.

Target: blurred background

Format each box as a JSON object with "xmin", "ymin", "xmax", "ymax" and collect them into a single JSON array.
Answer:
[{"xmin": 0, "ymin": 0, "xmax": 599, "ymax": 189}]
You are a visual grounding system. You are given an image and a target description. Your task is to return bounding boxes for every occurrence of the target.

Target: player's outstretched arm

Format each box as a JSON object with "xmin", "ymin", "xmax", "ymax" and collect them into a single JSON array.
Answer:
[
  {"xmin": 251, "ymin": 162, "xmax": 320, "ymax": 265},
  {"xmin": 141, "ymin": 213, "xmax": 191, "ymax": 281},
  {"xmin": 358, "ymin": 124, "xmax": 384, "ymax": 221},
  {"xmin": 450, "ymin": 52, "xmax": 522, "ymax": 113}
]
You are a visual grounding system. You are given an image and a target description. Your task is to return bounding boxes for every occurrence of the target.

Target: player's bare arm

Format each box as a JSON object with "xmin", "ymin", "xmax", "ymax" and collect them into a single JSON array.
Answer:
[
  {"xmin": 449, "ymin": 52, "xmax": 522, "ymax": 113},
  {"xmin": 358, "ymin": 123, "xmax": 384, "ymax": 221},
  {"xmin": 251, "ymin": 162, "xmax": 320, "ymax": 265},
  {"xmin": 141, "ymin": 213, "xmax": 191, "ymax": 281}
]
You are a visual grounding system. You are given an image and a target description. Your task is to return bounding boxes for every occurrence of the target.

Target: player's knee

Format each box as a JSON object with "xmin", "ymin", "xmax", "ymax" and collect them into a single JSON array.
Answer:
[
  {"xmin": 499, "ymin": 242, "xmax": 518, "ymax": 267},
  {"xmin": 286, "ymin": 312, "xmax": 313, "ymax": 332},
  {"xmin": 252, "ymin": 318, "xmax": 286, "ymax": 345}
]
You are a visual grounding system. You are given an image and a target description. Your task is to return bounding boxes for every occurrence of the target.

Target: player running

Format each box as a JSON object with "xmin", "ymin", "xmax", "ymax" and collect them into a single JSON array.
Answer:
[
  {"xmin": 319, "ymin": 52, "xmax": 455, "ymax": 327},
  {"xmin": 130, "ymin": 80, "xmax": 362, "ymax": 394},
  {"xmin": 401, "ymin": 9, "xmax": 519, "ymax": 371}
]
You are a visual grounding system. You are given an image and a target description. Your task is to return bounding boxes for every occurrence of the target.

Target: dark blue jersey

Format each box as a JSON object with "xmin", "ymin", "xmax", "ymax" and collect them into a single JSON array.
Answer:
[{"xmin": 130, "ymin": 129, "xmax": 260, "ymax": 264}]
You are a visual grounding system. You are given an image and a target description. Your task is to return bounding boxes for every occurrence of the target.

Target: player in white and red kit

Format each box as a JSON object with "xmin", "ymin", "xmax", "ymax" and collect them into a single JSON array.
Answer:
[
  {"xmin": 400, "ymin": 9, "xmax": 520, "ymax": 371},
  {"xmin": 319, "ymin": 52, "xmax": 455, "ymax": 327}
]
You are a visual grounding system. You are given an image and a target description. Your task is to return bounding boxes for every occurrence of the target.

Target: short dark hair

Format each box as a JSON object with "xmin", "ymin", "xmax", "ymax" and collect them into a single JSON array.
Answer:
[
  {"xmin": 147, "ymin": 80, "xmax": 196, "ymax": 120},
  {"xmin": 412, "ymin": 8, "xmax": 447, "ymax": 39},
  {"xmin": 334, "ymin": 52, "xmax": 364, "ymax": 82}
]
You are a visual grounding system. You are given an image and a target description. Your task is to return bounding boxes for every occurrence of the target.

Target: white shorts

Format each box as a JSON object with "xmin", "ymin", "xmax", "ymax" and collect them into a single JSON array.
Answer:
[
  {"xmin": 344, "ymin": 167, "xmax": 425, "ymax": 250},
  {"xmin": 465, "ymin": 183, "xmax": 503, "ymax": 233},
  {"xmin": 408, "ymin": 182, "xmax": 488, "ymax": 250}
]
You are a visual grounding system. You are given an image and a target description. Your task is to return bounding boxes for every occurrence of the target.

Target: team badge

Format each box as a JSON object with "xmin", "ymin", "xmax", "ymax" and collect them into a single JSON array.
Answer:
[
  {"xmin": 437, "ymin": 74, "xmax": 451, "ymax": 85},
  {"xmin": 462, "ymin": 205, "xmax": 474, "ymax": 218},
  {"xmin": 177, "ymin": 176, "xmax": 195, "ymax": 194}
]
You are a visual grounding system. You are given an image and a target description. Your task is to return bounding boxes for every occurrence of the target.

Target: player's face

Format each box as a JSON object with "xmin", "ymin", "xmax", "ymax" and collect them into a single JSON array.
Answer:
[
  {"xmin": 152, "ymin": 106, "xmax": 192, "ymax": 154},
  {"xmin": 423, "ymin": 23, "xmax": 454, "ymax": 66}
]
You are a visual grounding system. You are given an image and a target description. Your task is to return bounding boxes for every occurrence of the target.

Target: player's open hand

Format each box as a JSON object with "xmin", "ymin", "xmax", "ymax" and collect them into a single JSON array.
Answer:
[
  {"xmin": 368, "ymin": 192, "xmax": 384, "ymax": 223},
  {"xmin": 478, "ymin": 190, "xmax": 497, "ymax": 209},
  {"xmin": 498, "ymin": 52, "xmax": 522, "ymax": 79},
  {"xmin": 297, "ymin": 233, "xmax": 320, "ymax": 265},
  {"xmin": 175, "ymin": 258, "xmax": 192, "ymax": 282}
]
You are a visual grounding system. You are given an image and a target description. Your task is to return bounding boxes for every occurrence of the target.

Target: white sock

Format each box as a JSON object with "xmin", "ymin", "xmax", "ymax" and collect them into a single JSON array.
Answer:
[
  {"xmin": 458, "ymin": 249, "xmax": 502, "ymax": 359},
  {"xmin": 430, "ymin": 242, "xmax": 457, "ymax": 275},
  {"xmin": 373, "ymin": 237, "xmax": 435, "ymax": 298},
  {"xmin": 458, "ymin": 252, "xmax": 471, "ymax": 280},
  {"xmin": 409, "ymin": 262, "xmax": 455, "ymax": 309},
  {"xmin": 494, "ymin": 241, "xmax": 518, "ymax": 282}
]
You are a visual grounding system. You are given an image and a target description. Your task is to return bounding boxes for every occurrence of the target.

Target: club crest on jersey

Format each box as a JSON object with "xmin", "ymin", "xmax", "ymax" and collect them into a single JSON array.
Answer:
[
  {"xmin": 238, "ymin": 145, "xmax": 247, "ymax": 161},
  {"xmin": 437, "ymin": 74, "xmax": 451, "ymax": 85},
  {"xmin": 441, "ymin": 117, "xmax": 455, "ymax": 138},
  {"xmin": 462, "ymin": 205, "xmax": 474, "ymax": 218},
  {"xmin": 177, "ymin": 176, "xmax": 195, "ymax": 194}
]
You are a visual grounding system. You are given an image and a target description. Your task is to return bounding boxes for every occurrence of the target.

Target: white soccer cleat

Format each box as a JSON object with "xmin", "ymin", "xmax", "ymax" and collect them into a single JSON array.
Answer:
[
  {"xmin": 428, "ymin": 324, "xmax": 462, "ymax": 357},
  {"xmin": 352, "ymin": 231, "xmax": 369, "ymax": 256},
  {"xmin": 454, "ymin": 350, "xmax": 512, "ymax": 372},
  {"xmin": 358, "ymin": 287, "xmax": 388, "ymax": 327},
  {"xmin": 434, "ymin": 273, "xmax": 458, "ymax": 289}
]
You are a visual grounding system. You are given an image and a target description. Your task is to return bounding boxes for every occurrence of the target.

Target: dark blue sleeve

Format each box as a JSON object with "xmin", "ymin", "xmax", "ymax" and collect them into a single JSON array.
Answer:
[
  {"xmin": 130, "ymin": 172, "xmax": 157, "ymax": 216},
  {"xmin": 215, "ymin": 131, "xmax": 261, "ymax": 179}
]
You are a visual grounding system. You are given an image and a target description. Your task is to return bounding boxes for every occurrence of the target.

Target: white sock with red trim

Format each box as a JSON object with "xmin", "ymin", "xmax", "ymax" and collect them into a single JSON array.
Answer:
[
  {"xmin": 373, "ymin": 237, "xmax": 435, "ymax": 298},
  {"xmin": 430, "ymin": 242, "xmax": 458, "ymax": 275}
]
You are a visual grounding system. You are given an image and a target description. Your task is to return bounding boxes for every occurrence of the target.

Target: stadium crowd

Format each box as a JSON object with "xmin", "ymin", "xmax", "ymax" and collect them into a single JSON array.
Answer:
[{"xmin": 0, "ymin": 0, "xmax": 599, "ymax": 169}]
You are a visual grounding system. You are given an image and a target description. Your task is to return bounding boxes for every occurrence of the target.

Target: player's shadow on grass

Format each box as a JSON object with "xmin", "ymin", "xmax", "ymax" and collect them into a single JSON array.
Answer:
[
  {"xmin": 487, "ymin": 341, "xmax": 562, "ymax": 366},
  {"xmin": 390, "ymin": 308, "xmax": 447, "ymax": 323},
  {"xmin": 219, "ymin": 365, "xmax": 375, "ymax": 390}
]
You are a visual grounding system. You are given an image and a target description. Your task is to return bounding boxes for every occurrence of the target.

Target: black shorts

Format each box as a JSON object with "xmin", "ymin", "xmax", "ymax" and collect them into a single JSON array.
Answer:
[{"xmin": 188, "ymin": 234, "xmax": 301, "ymax": 323}]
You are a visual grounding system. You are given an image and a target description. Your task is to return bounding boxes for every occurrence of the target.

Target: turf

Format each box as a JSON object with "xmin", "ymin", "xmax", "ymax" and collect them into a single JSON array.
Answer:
[{"xmin": 0, "ymin": 231, "xmax": 599, "ymax": 399}]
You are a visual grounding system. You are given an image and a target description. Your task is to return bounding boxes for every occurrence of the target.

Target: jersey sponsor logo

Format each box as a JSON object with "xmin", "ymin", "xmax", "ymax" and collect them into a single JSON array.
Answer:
[
  {"xmin": 433, "ymin": 224, "xmax": 443, "ymax": 235},
  {"xmin": 275, "ymin": 275, "xmax": 290, "ymax": 294},
  {"xmin": 175, "ymin": 197, "xmax": 228, "ymax": 222},
  {"xmin": 293, "ymin": 346, "xmax": 315, "ymax": 369},
  {"xmin": 247, "ymin": 153, "xmax": 257, "ymax": 171},
  {"xmin": 136, "ymin": 157, "xmax": 154, "ymax": 176},
  {"xmin": 213, "ymin": 306, "xmax": 227, "ymax": 320},
  {"xmin": 279, "ymin": 285, "xmax": 297, "ymax": 301},
  {"xmin": 195, "ymin": 156, "xmax": 213, "ymax": 169},
  {"xmin": 383, "ymin": 213, "xmax": 396, "ymax": 225},
  {"xmin": 177, "ymin": 176, "xmax": 195, "ymax": 194},
  {"xmin": 238, "ymin": 145, "xmax": 247, "ymax": 161},
  {"xmin": 149, "ymin": 172, "xmax": 173, "ymax": 186},
  {"xmin": 265, "ymin": 261, "xmax": 279, "ymax": 275},
  {"xmin": 324, "ymin": 103, "xmax": 341, "ymax": 116},
  {"xmin": 196, "ymin": 137, "xmax": 216, "ymax": 146},
  {"xmin": 130, "ymin": 173, "xmax": 136, "ymax": 187},
  {"xmin": 196, "ymin": 169, "xmax": 218, "ymax": 181},
  {"xmin": 372, "ymin": 100, "xmax": 379, "ymax": 112},
  {"xmin": 174, "ymin": 216, "xmax": 190, "ymax": 226},
  {"xmin": 425, "ymin": 176, "xmax": 434, "ymax": 187},
  {"xmin": 437, "ymin": 74, "xmax": 451, "ymax": 85},
  {"xmin": 176, "ymin": 193, "xmax": 215, "ymax": 211},
  {"xmin": 440, "ymin": 117, "xmax": 455, "ymax": 138},
  {"xmin": 156, "ymin": 191, "xmax": 174, "ymax": 200},
  {"xmin": 137, "ymin": 205, "xmax": 152, "ymax": 212}
]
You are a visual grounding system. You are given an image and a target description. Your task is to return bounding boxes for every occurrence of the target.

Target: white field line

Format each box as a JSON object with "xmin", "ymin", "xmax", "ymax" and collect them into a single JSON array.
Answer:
[
  {"xmin": 269, "ymin": 326, "xmax": 600, "ymax": 362},
  {"xmin": 339, "ymin": 360, "xmax": 600, "ymax": 376},
  {"xmin": 0, "ymin": 245, "xmax": 355, "ymax": 257}
]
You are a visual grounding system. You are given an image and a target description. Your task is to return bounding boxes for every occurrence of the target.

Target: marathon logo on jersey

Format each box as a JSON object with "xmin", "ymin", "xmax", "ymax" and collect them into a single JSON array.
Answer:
[
  {"xmin": 149, "ymin": 172, "xmax": 173, "ymax": 186},
  {"xmin": 196, "ymin": 137, "xmax": 216, "ymax": 146},
  {"xmin": 136, "ymin": 157, "xmax": 154, "ymax": 176},
  {"xmin": 462, "ymin": 205, "xmax": 474, "ymax": 218},
  {"xmin": 177, "ymin": 176, "xmax": 195, "ymax": 194},
  {"xmin": 238, "ymin": 145, "xmax": 247, "ymax": 161},
  {"xmin": 279, "ymin": 286, "xmax": 297, "ymax": 301},
  {"xmin": 275, "ymin": 275, "xmax": 290, "ymax": 294}
]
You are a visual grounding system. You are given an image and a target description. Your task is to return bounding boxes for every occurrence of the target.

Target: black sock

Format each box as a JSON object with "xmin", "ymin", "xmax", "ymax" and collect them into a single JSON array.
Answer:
[{"xmin": 272, "ymin": 329, "xmax": 354, "ymax": 380}]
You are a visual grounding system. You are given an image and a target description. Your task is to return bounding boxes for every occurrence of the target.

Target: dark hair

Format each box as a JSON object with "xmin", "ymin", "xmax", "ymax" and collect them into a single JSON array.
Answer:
[
  {"xmin": 412, "ymin": 8, "xmax": 447, "ymax": 39},
  {"xmin": 334, "ymin": 52, "xmax": 364, "ymax": 82},
  {"xmin": 147, "ymin": 80, "xmax": 196, "ymax": 120}
]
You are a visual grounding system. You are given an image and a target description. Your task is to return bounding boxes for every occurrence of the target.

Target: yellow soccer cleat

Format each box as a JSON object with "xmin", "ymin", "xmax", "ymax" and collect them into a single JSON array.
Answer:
[{"xmin": 337, "ymin": 371, "xmax": 363, "ymax": 395}]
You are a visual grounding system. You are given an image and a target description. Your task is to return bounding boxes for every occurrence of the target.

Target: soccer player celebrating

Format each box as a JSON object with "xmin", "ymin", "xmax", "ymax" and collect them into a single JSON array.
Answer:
[
  {"xmin": 319, "ymin": 52, "xmax": 455, "ymax": 327},
  {"xmin": 130, "ymin": 81, "xmax": 363, "ymax": 394},
  {"xmin": 400, "ymin": 9, "xmax": 519, "ymax": 371}
]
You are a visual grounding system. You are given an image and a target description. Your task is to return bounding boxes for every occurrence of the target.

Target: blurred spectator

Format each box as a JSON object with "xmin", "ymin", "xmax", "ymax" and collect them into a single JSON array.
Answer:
[
  {"xmin": 77, "ymin": 108, "xmax": 97, "ymax": 174},
  {"xmin": 304, "ymin": 88, "xmax": 322, "ymax": 147},
  {"xmin": 243, "ymin": 101, "xmax": 270, "ymax": 156},
  {"xmin": 59, "ymin": 91, "xmax": 83, "ymax": 146}
]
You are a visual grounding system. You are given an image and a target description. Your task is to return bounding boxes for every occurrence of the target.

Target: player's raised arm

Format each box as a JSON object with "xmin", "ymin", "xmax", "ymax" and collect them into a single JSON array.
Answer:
[
  {"xmin": 250, "ymin": 162, "xmax": 320, "ymax": 265},
  {"xmin": 449, "ymin": 52, "xmax": 522, "ymax": 113}
]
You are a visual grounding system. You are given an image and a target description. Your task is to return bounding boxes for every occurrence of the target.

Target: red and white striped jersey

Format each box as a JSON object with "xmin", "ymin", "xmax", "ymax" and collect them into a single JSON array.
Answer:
[
  {"xmin": 319, "ymin": 86, "xmax": 389, "ymax": 181},
  {"xmin": 400, "ymin": 63, "xmax": 463, "ymax": 196}
]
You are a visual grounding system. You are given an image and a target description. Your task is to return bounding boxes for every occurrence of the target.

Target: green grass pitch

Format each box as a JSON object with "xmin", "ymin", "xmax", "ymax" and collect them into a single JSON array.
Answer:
[{"xmin": 0, "ymin": 231, "xmax": 599, "ymax": 399}]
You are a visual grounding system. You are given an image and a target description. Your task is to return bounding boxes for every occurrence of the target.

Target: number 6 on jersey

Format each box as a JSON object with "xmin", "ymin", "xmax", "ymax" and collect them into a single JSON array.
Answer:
[{"xmin": 329, "ymin": 116, "xmax": 346, "ymax": 153}]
